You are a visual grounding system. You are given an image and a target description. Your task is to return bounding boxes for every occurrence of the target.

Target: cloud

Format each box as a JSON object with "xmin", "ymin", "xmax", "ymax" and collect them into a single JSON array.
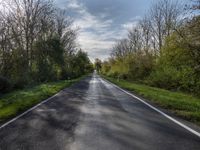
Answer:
[
  {"xmin": 122, "ymin": 16, "xmax": 141, "ymax": 30},
  {"xmin": 68, "ymin": 2, "xmax": 80, "ymax": 9},
  {"xmin": 65, "ymin": 0, "xmax": 119, "ymax": 62},
  {"xmin": 55, "ymin": 0, "xmax": 145, "ymax": 62}
]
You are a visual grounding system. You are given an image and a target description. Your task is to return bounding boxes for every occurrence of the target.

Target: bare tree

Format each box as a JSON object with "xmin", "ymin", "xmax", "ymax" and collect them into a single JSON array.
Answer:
[
  {"xmin": 139, "ymin": 16, "xmax": 152, "ymax": 53},
  {"xmin": 0, "ymin": 0, "xmax": 55, "ymax": 70},
  {"xmin": 111, "ymin": 38, "xmax": 130, "ymax": 59},
  {"xmin": 150, "ymin": 0, "xmax": 182, "ymax": 53},
  {"xmin": 128, "ymin": 26, "xmax": 143, "ymax": 53}
]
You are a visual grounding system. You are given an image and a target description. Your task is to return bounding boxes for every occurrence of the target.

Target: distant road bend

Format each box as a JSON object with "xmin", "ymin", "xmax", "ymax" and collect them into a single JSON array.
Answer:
[{"xmin": 0, "ymin": 74, "xmax": 200, "ymax": 150}]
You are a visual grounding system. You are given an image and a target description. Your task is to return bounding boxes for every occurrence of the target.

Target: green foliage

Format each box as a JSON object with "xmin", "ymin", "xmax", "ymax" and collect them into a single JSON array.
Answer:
[
  {"xmin": 33, "ymin": 37, "xmax": 65, "ymax": 82},
  {"xmin": 0, "ymin": 34, "xmax": 92, "ymax": 93},
  {"xmin": 127, "ymin": 52, "xmax": 154, "ymax": 80},
  {"xmin": 149, "ymin": 66, "xmax": 181, "ymax": 89},
  {"xmin": 101, "ymin": 61, "xmax": 111, "ymax": 74},
  {"xmin": 60, "ymin": 50, "xmax": 93, "ymax": 79},
  {"xmin": 94, "ymin": 58, "xmax": 102, "ymax": 73},
  {"xmin": 102, "ymin": 16, "xmax": 200, "ymax": 95},
  {"xmin": 0, "ymin": 1, "xmax": 93, "ymax": 93},
  {"xmin": 102, "ymin": 52, "xmax": 154, "ymax": 81},
  {"xmin": 4, "ymin": 48, "xmax": 30, "ymax": 89},
  {"xmin": 0, "ymin": 77, "xmax": 84, "ymax": 122},
  {"xmin": 0, "ymin": 76, "xmax": 12, "ymax": 93},
  {"xmin": 149, "ymin": 31, "xmax": 200, "ymax": 94},
  {"xmin": 72, "ymin": 50, "xmax": 93, "ymax": 77}
]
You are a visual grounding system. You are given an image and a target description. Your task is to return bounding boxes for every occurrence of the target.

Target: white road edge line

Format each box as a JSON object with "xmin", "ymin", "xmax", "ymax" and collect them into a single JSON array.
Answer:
[
  {"xmin": 101, "ymin": 78, "xmax": 200, "ymax": 138},
  {"xmin": 0, "ymin": 91, "xmax": 62, "ymax": 130}
]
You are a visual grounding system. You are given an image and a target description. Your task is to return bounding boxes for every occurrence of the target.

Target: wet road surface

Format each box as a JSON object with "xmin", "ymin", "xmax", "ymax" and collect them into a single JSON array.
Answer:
[{"xmin": 0, "ymin": 74, "xmax": 200, "ymax": 150}]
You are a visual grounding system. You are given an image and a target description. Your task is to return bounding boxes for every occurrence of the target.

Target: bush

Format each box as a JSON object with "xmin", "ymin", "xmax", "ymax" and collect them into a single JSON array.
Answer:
[
  {"xmin": 0, "ymin": 76, "xmax": 12, "ymax": 93},
  {"xmin": 149, "ymin": 64, "xmax": 200, "ymax": 94},
  {"xmin": 13, "ymin": 76, "xmax": 30, "ymax": 89},
  {"xmin": 194, "ymin": 80, "xmax": 200, "ymax": 96},
  {"xmin": 149, "ymin": 66, "xmax": 181, "ymax": 90},
  {"xmin": 107, "ymin": 71, "xmax": 119, "ymax": 78}
]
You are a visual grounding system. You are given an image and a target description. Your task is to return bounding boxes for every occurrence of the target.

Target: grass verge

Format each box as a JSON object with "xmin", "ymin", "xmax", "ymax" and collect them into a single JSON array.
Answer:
[
  {"xmin": 0, "ymin": 76, "xmax": 85, "ymax": 123},
  {"xmin": 103, "ymin": 76, "xmax": 200, "ymax": 126}
]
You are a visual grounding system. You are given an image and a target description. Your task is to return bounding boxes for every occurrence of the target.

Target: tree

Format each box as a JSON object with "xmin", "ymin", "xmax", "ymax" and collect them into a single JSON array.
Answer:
[
  {"xmin": 94, "ymin": 58, "xmax": 102, "ymax": 73},
  {"xmin": 139, "ymin": 16, "xmax": 152, "ymax": 53},
  {"xmin": 150, "ymin": 0, "xmax": 182, "ymax": 54},
  {"xmin": 73, "ymin": 50, "xmax": 93, "ymax": 77},
  {"xmin": 0, "ymin": 0, "xmax": 91, "ymax": 92}
]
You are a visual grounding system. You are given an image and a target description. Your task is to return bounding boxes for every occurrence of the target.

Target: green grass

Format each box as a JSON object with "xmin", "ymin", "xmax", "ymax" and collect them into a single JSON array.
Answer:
[
  {"xmin": 103, "ymin": 76, "xmax": 200, "ymax": 126},
  {"xmin": 0, "ymin": 77, "xmax": 84, "ymax": 123}
]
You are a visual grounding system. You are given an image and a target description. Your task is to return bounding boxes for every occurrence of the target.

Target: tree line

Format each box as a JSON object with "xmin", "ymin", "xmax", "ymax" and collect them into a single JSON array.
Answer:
[
  {"xmin": 0, "ymin": 0, "xmax": 93, "ymax": 93},
  {"xmin": 101, "ymin": 0, "xmax": 200, "ymax": 95}
]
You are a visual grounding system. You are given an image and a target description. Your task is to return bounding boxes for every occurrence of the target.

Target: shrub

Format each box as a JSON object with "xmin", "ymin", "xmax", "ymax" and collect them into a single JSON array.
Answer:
[
  {"xmin": 13, "ymin": 76, "xmax": 29, "ymax": 89},
  {"xmin": 0, "ymin": 76, "xmax": 12, "ymax": 93},
  {"xmin": 149, "ymin": 66, "xmax": 181, "ymax": 90}
]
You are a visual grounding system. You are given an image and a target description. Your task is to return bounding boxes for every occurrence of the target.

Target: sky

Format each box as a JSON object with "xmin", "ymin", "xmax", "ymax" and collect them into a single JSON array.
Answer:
[{"xmin": 54, "ymin": 0, "xmax": 186, "ymax": 62}]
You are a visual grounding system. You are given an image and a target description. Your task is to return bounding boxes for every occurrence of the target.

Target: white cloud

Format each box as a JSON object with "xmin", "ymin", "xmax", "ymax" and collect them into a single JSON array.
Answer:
[
  {"xmin": 68, "ymin": 2, "xmax": 80, "ymax": 9},
  {"xmin": 122, "ymin": 16, "xmax": 141, "ymax": 30},
  {"xmin": 65, "ymin": 1, "xmax": 141, "ymax": 62},
  {"xmin": 66, "ymin": 0, "xmax": 81, "ymax": 8},
  {"xmin": 66, "ymin": 0, "xmax": 117, "ymax": 62},
  {"xmin": 122, "ymin": 21, "xmax": 138, "ymax": 30}
]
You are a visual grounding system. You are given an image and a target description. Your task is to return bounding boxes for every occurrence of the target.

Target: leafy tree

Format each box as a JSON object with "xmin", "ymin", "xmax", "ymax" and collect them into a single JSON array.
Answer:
[
  {"xmin": 149, "ymin": 28, "xmax": 200, "ymax": 93},
  {"xmin": 72, "ymin": 50, "xmax": 93, "ymax": 77},
  {"xmin": 94, "ymin": 58, "xmax": 102, "ymax": 73},
  {"xmin": 101, "ymin": 0, "xmax": 200, "ymax": 95},
  {"xmin": 0, "ymin": 0, "xmax": 92, "ymax": 93}
]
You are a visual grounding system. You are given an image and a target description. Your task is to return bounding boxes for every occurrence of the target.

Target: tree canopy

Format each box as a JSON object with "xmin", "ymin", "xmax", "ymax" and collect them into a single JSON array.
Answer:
[
  {"xmin": 101, "ymin": 0, "xmax": 200, "ymax": 95},
  {"xmin": 0, "ymin": 0, "xmax": 93, "ymax": 93}
]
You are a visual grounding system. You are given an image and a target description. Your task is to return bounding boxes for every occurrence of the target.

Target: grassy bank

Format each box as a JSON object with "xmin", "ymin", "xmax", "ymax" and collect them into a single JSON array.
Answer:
[
  {"xmin": 103, "ymin": 76, "xmax": 200, "ymax": 126},
  {"xmin": 0, "ymin": 76, "xmax": 85, "ymax": 123}
]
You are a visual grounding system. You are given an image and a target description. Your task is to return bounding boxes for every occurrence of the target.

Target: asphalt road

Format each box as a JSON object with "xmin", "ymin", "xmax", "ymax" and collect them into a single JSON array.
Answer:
[{"xmin": 0, "ymin": 74, "xmax": 200, "ymax": 150}]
